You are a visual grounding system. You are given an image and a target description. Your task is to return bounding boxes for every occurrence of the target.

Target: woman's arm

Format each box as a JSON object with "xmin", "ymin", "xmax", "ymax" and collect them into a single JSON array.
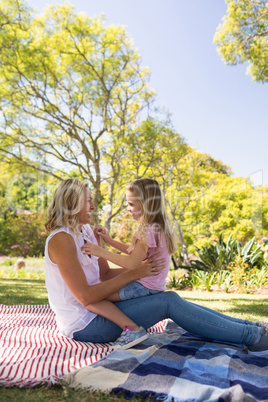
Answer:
[
  {"xmin": 48, "ymin": 232, "xmax": 160, "ymax": 307},
  {"xmin": 98, "ymin": 257, "xmax": 127, "ymax": 281},
  {"xmin": 81, "ymin": 239, "xmax": 148, "ymax": 270}
]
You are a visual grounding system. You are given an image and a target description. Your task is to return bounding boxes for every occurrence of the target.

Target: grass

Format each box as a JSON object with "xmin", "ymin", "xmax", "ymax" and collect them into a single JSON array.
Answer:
[
  {"xmin": 0, "ymin": 278, "xmax": 267, "ymax": 321},
  {"xmin": 0, "ymin": 278, "xmax": 48, "ymax": 305},
  {"xmin": 0, "ymin": 385, "xmax": 137, "ymax": 401},
  {"xmin": 0, "ymin": 258, "xmax": 268, "ymax": 401},
  {"xmin": 178, "ymin": 290, "xmax": 268, "ymax": 322},
  {"xmin": 0, "ymin": 257, "xmax": 45, "ymax": 281}
]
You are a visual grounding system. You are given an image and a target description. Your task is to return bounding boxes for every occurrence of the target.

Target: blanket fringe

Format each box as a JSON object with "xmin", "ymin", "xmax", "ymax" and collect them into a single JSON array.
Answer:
[{"xmin": 0, "ymin": 374, "xmax": 62, "ymax": 388}]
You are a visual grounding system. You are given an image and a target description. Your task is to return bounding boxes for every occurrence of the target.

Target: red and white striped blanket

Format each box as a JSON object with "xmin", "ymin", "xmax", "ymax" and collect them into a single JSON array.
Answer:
[{"xmin": 0, "ymin": 304, "xmax": 167, "ymax": 388}]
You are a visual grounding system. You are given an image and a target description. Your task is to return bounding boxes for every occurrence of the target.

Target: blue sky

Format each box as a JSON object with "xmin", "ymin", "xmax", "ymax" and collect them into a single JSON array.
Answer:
[{"xmin": 28, "ymin": 0, "xmax": 268, "ymax": 186}]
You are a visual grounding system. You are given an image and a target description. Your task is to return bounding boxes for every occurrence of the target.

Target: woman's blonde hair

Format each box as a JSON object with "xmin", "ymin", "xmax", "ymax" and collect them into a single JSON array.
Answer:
[
  {"xmin": 45, "ymin": 178, "xmax": 88, "ymax": 235},
  {"xmin": 127, "ymin": 178, "xmax": 177, "ymax": 254}
]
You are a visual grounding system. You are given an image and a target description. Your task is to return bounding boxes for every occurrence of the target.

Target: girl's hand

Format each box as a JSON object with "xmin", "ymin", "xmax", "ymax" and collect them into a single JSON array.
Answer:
[
  {"xmin": 133, "ymin": 253, "xmax": 165, "ymax": 280},
  {"xmin": 82, "ymin": 242, "xmax": 103, "ymax": 258},
  {"xmin": 94, "ymin": 226, "xmax": 112, "ymax": 244}
]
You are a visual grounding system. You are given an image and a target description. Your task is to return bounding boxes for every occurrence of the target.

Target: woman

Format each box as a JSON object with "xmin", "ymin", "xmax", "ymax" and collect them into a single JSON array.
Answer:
[{"xmin": 45, "ymin": 178, "xmax": 268, "ymax": 353}]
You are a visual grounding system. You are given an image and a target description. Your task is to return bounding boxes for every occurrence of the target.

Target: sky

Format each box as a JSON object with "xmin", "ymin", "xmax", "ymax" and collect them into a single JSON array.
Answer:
[{"xmin": 28, "ymin": 0, "xmax": 268, "ymax": 186}]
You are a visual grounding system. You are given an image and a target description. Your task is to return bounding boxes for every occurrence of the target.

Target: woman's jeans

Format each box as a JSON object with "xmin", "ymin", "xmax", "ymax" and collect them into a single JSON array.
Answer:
[{"xmin": 73, "ymin": 291, "xmax": 260, "ymax": 346}]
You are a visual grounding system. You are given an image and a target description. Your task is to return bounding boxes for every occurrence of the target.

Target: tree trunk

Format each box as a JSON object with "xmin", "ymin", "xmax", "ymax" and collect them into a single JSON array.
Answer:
[
  {"xmin": 175, "ymin": 220, "xmax": 191, "ymax": 267},
  {"xmin": 92, "ymin": 183, "xmax": 102, "ymax": 226}
]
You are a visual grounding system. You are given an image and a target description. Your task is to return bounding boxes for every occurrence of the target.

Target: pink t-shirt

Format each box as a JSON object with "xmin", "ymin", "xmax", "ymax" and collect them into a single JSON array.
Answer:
[{"xmin": 135, "ymin": 224, "xmax": 171, "ymax": 291}]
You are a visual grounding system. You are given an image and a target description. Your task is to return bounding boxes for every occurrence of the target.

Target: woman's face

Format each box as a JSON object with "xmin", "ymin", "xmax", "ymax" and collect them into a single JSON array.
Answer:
[
  {"xmin": 77, "ymin": 188, "xmax": 95, "ymax": 225},
  {"xmin": 126, "ymin": 190, "xmax": 142, "ymax": 221}
]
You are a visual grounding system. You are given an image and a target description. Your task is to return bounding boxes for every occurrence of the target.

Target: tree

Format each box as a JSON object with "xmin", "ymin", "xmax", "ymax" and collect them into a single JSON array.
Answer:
[
  {"xmin": 184, "ymin": 175, "xmax": 268, "ymax": 252},
  {"xmin": 101, "ymin": 118, "xmax": 164, "ymax": 231},
  {"xmin": 214, "ymin": 0, "xmax": 268, "ymax": 83},
  {"xmin": 153, "ymin": 141, "xmax": 231, "ymax": 265},
  {"xmin": 0, "ymin": 164, "xmax": 58, "ymax": 256},
  {"xmin": 0, "ymin": 0, "xmax": 155, "ymax": 219}
]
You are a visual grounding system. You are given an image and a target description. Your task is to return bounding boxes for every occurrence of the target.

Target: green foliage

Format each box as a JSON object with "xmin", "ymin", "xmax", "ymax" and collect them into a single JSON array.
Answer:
[
  {"xmin": 0, "ymin": 266, "xmax": 45, "ymax": 280},
  {"xmin": 0, "ymin": 0, "xmax": 155, "ymax": 216},
  {"xmin": 167, "ymin": 264, "xmax": 268, "ymax": 293},
  {"xmin": 214, "ymin": 0, "xmax": 268, "ymax": 83},
  {"xmin": 0, "ymin": 257, "xmax": 45, "ymax": 280},
  {"xmin": 0, "ymin": 210, "xmax": 46, "ymax": 257},
  {"xmin": 0, "ymin": 1, "xmax": 267, "ymax": 258},
  {"xmin": 1, "ymin": 257, "xmax": 16, "ymax": 266},
  {"xmin": 191, "ymin": 271, "xmax": 216, "ymax": 292},
  {"xmin": 188, "ymin": 176, "xmax": 268, "ymax": 253},
  {"xmin": 253, "ymin": 266, "xmax": 268, "ymax": 287},
  {"xmin": 191, "ymin": 234, "xmax": 266, "ymax": 272},
  {"xmin": 238, "ymin": 236, "xmax": 263, "ymax": 266},
  {"xmin": 263, "ymin": 244, "xmax": 268, "ymax": 264},
  {"xmin": 228, "ymin": 259, "xmax": 268, "ymax": 293},
  {"xmin": 166, "ymin": 268, "xmax": 191, "ymax": 289},
  {"xmin": 214, "ymin": 270, "xmax": 231, "ymax": 288},
  {"xmin": 0, "ymin": 168, "xmax": 58, "ymax": 257},
  {"xmin": 191, "ymin": 234, "xmax": 235, "ymax": 272}
]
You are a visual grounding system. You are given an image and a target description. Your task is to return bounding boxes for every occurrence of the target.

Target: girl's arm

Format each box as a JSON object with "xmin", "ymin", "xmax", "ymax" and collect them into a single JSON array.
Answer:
[
  {"xmin": 105, "ymin": 238, "xmax": 130, "ymax": 254},
  {"xmin": 94, "ymin": 226, "xmax": 130, "ymax": 254},
  {"xmin": 81, "ymin": 239, "xmax": 148, "ymax": 270},
  {"xmin": 48, "ymin": 232, "xmax": 161, "ymax": 307}
]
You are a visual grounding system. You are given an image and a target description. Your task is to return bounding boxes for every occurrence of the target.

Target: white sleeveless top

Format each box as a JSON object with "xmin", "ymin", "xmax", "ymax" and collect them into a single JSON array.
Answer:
[{"xmin": 45, "ymin": 225, "xmax": 99, "ymax": 338}]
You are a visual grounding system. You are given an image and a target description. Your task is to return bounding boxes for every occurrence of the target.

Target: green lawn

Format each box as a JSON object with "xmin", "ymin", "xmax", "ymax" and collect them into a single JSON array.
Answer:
[
  {"xmin": 0, "ymin": 278, "xmax": 48, "ymax": 305},
  {"xmin": 0, "ymin": 277, "xmax": 267, "ymax": 401},
  {"xmin": 0, "ymin": 278, "xmax": 267, "ymax": 322},
  {"xmin": 178, "ymin": 290, "xmax": 268, "ymax": 322}
]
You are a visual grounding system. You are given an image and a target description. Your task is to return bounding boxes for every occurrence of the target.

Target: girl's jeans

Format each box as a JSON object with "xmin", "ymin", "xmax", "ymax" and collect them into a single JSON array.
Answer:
[{"xmin": 73, "ymin": 291, "xmax": 260, "ymax": 346}]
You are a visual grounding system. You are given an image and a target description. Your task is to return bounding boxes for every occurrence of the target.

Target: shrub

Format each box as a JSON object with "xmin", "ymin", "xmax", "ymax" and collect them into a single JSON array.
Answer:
[
  {"xmin": 0, "ymin": 210, "xmax": 46, "ymax": 257},
  {"xmin": 167, "ymin": 263, "xmax": 268, "ymax": 293},
  {"xmin": 190, "ymin": 234, "xmax": 264, "ymax": 272},
  {"xmin": 0, "ymin": 257, "xmax": 16, "ymax": 266},
  {"xmin": 166, "ymin": 269, "xmax": 191, "ymax": 289},
  {"xmin": 228, "ymin": 260, "xmax": 268, "ymax": 293}
]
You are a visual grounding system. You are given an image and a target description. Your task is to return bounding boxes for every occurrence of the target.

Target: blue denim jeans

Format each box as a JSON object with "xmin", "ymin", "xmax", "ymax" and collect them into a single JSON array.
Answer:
[
  {"xmin": 118, "ymin": 281, "xmax": 162, "ymax": 300},
  {"xmin": 73, "ymin": 291, "xmax": 260, "ymax": 346}
]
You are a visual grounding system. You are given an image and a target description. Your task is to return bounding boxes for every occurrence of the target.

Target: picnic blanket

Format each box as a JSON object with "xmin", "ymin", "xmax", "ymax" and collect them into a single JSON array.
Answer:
[
  {"xmin": 0, "ymin": 304, "xmax": 166, "ymax": 387},
  {"xmin": 64, "ymin": 321, "xmax": 268, "ymax": 402}
]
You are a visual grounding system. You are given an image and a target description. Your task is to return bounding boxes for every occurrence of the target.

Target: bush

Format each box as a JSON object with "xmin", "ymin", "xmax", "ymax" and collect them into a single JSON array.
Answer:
[
  {"xmin": 167, "ymin": 264, "xmax": 268, "ymax": 293},
  {"xmin": 166, "ymin": 269, "xmax": 191, "ymax": 289},
  {"xmin": 0, "ymin": 210, "xmax": 46, "ymax": 257},
  {"xmin": 0, "ymin": 257, "xmax": 16, "ymax": 266},
  {"xmin": 190, "ymin": 234, "xmax": 264, "ymax": 272},
  {"xmin": 228, "ymin": 260, "xmax": 268, "ymax": 293}
]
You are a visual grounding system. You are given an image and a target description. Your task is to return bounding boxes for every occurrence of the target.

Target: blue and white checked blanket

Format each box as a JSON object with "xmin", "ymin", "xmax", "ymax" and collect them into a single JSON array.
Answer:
[{"xmin": 64, "ymin": 321, "xmax": 268, "ymax": 402}]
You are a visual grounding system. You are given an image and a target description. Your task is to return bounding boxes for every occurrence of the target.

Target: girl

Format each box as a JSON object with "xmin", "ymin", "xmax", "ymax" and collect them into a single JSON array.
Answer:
[
  {"xmin": 81, "ymin": 178, "xmax": 176, "ymax": 348},
  {"xmin": 82, "ymin": 178, "xmax": 176, "ymax": 302}
]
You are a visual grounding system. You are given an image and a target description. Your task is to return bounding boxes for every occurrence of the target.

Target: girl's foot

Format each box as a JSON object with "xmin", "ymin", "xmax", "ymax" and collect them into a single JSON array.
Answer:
[{"xmin": 114, "ymin": 326, "xmax": 148, "ymax": 350}]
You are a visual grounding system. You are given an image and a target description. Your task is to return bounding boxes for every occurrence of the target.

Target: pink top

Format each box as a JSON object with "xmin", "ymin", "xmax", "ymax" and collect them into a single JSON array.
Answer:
[{"xmin": 135, "ymin": 224, "xmax": 171, "ymax": 291}]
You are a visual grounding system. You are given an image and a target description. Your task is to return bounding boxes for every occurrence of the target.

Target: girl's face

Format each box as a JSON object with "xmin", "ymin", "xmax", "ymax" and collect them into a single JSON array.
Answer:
[
  {"xmin": 126, "ymin": 190, "xmax": 142, "ymax": 221},
  {"xmin": 77, "ymin": 188, "xmax": 95, "ymax": 225}
]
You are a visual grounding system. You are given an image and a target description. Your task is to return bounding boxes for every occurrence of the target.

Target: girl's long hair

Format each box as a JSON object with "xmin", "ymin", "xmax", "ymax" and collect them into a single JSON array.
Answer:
[
  {"xmin": 127, "ymin": 178, "xmax": 177, "ymax": 254},
  {"xmin": 45, "ymin": 178, "xmax": 88, "ymax": 236}
]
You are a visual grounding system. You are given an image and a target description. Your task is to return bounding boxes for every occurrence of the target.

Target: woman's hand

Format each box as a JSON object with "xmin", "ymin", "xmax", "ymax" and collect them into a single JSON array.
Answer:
[
  {"xmin": 94, "ymin": 226, "xmax": 112, "ymax": 245},
  {"xmin": 132, "ymin": 253, "xmax": 165, "ymax": 280},
  {"xmin": 82, "ymin": 242, "xmax": 104, "ymax": 258}
]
